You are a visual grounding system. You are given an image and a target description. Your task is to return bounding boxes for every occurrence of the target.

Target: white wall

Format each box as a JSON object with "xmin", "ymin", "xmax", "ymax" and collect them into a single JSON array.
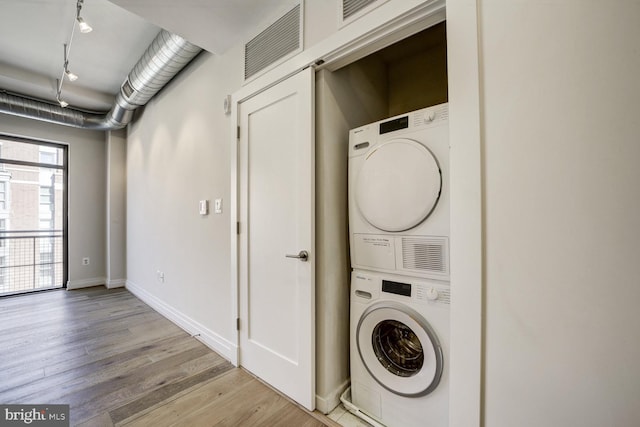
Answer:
[
  {"xmin": 105, "ymin": 129, "xmax": 126, "ymax": 287},
  {"xmin": 0, "ymin": 115, "xmax": 107, "ymax": 288},
  {"xmin": 126, "ymin": 49, "xmax": 241, "ymax": 354},
  {"xmin": 315, "ymin": 64, "xmax": 389, "ymax": 412},
  {"xmin": 446, "ymin": 0, "xmax": 483, "ymax": 425},
  {"xmin": 479, "ymin": 1, "xmax": 640, "ymax": 426}
]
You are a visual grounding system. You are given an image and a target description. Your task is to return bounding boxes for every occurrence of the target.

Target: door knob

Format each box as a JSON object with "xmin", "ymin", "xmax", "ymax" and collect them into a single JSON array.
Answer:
[{"xmin": 285, "ymin": 250, "xmax": 309, "ymax": 262}]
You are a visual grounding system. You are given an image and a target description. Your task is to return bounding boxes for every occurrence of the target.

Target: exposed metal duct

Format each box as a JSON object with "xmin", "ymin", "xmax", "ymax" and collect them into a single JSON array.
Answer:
[{"xmin": 0, "ymin": 30, "xmax": 201, "ymax": 131}]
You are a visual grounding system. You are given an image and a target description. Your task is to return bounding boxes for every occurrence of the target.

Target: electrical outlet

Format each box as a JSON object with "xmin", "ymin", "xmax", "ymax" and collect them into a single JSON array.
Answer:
[
  {"xmin": 156, "ymin": 270, "xmax": 165, "ymax": 283},
  {"xmin": 82, "ymin": 257, "xmax": 90, "ymax": 266}
]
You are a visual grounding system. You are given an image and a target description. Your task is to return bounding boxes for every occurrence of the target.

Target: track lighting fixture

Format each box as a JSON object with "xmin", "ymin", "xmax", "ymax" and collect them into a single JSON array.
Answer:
[
  {"xmin": 77, "ymin": 17, "xmax": 92, "ymax": 34},
  {"xmin": 55, "ymin": 80, "xmax": 68, "ymax": 108},
  {"xmin": 56, "ymin": 0, "xmax": 94, "ymax": 108},
  {"xmin": 65, "ymin": 69, "xmax": 78, "ymax": 82},
  {"xmin": 63, "ymin": 44, "xmax": 78, "ymax": 82},
  {"xmin": 76, "ymin": 0, "xmax": 92, "ymax": 33}
]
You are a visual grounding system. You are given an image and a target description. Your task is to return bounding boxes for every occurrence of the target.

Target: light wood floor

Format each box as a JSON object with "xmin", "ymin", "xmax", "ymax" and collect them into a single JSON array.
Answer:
[{"xmin": 0, "ymin": 287, "xmax": 338, "ymax": 427}]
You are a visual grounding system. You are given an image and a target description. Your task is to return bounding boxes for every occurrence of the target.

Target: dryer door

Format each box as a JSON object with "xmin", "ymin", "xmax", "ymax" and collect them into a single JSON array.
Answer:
[
  {"xmin": 355, "ymin": 139, "xmax": 441, "ymax": 232},
  {"xmin": 356, "ymin": 302, "xmax": 443, "ymax": 397}
]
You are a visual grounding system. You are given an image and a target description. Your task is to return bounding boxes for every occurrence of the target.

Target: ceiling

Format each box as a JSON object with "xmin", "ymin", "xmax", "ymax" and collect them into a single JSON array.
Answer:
[{"xmin": 0, "ymin": 0, "xmax": 293, "ymax": 112}]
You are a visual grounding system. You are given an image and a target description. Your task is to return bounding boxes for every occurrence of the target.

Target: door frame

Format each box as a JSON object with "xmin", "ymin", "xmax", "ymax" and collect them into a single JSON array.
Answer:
[{"xmin": 229, "ymin": 1, "xmax": 483, "ymax": 425}]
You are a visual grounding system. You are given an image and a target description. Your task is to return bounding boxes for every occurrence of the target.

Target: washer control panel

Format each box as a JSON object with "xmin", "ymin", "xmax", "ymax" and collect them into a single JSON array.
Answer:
[
  {"xmin": 382, "ymin": 279, "xmax": 412, "ymax": 297},
  {"xmin": 379, "ymin": 276, "xmax": 450, "ymax": 305},
  {"xmin": 353, "ymin": 270, "xmax": 450, "ymax": 305}
]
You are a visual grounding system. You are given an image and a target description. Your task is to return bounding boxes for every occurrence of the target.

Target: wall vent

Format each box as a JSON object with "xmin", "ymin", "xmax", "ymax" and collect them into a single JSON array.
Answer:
[
  {"xmin": 401, "ymin": 237, "xmax": 448, "ymax": 275},
  {"xmin": 244, "ymin": 4, "xmax": 302, "ymax": 81},
  {"xmin": 340, "ymin": 0, "xmax": 388, "ymax": 26},
  {"xmin": 342, "ymin": 0, "xmax": 378, "ymax": 21}
]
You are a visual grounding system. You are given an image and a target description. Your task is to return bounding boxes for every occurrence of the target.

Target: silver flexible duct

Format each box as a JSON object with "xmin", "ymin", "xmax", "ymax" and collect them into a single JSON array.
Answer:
[{"xmin": 0, "ymin": 30, "xmax": 201, "ymax": 130}]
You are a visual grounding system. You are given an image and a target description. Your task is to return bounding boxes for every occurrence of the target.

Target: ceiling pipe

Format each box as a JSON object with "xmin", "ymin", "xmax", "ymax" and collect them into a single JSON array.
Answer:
[{"xmin": 0, "ymin": 30, "xmax": 202, "ymax": 131}]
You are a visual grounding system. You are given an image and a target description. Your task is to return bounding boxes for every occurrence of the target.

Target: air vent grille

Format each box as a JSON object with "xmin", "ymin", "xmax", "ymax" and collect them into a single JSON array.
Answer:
[
  {"xmin": 121, "ymin": 79, "xmax": 134, "ymax": 99},
  {"xmin": 343, "ymin": 0, "xmax": 378, "ymax": 20},
  {"xmin": 244, "ymin": 4, "xmax": 301, "ymax": 80},
  {"xmin": 402, "ymin": 237, "xmax": 447, "ymax": 274}
]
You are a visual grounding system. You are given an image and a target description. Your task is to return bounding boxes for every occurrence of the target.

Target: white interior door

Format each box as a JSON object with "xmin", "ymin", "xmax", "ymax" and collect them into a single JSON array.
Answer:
[{"xmin": 238, "ymin": 67, "xmax": 315, "ymax": 410}]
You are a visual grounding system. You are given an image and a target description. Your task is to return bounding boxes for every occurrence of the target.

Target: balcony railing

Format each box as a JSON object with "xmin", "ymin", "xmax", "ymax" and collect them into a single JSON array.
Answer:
[{"xmin": 0, "ymin": 230, "xmax": 64, "ymax": 296}]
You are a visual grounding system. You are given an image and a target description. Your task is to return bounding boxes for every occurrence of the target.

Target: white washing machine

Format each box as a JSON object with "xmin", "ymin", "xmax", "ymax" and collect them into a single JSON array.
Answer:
[
  {"xmin": 350, "ymin": 269, "xmax": 449, "ymax": 427},
  {"xmin": 348, "ymin": 103, "xmax": 449, "ymax": 281}
]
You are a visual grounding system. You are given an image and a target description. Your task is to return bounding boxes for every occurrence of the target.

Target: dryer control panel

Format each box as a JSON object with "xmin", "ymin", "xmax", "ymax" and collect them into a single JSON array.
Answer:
[{"xmin": 379, "ymin": 115, "xmax": 409, "ymax": 134}]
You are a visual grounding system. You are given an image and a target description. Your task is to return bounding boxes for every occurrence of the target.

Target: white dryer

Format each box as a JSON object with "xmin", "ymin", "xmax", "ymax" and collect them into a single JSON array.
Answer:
[
  {"xmin": 350, "ymin": 269, "xmax": 449, "ymax": 427},
  {"xmin": 348, "ymin": 103, "xmax": 449, "ymax": 281}
]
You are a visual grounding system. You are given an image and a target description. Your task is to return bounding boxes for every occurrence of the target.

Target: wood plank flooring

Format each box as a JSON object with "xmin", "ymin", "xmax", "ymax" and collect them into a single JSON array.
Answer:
[{"xmin": 0, "ymin": 287, "xmax": 337, "ymax": 427}]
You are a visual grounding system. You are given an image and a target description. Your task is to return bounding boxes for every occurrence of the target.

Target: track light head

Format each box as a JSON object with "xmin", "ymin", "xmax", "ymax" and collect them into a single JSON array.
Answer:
[
  {"xmin": 55, "ymin": 80, "xmax": 68, "ymax": 108},
  {"xmin": 77, "ymin": 17, "xmax": 92, "ymax": 33},
  {"xmin": 65, "ymin": 69, "xmax": 78, "ymax": 82},
  {"xmin": 57, "ymin": 0, "xmax": 91, "ymax": 107}
]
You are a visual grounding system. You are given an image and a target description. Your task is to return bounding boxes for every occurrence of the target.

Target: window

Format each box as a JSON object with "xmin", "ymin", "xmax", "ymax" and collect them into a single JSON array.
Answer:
[
  {"xmin": 0, "ymin": 218, "xmax": 5, "ymax": 248},
  {"xmin": 39, "ymin": 248, "xmax": 54, "ymax": 286},
  {"xmin": 0, "ymin": 255, "xmax": 6, "ymax": 287},
  {"xmin": 0, "ymin": 182, "xmax": 6, "ymax": 210},
  {"xmin": 39, "ymin": 149, "xmax": 57, "ymax": 165},
  {"xmin": 0, "ymin": 136, "xmax": 67, "ymax": 295},
  {"xmin": 39, "ymin": 186, "xmax": 54, "ymax": 229},
  {"xmin": 39, "ymin": 186, "xmax": 53, "ymax": 204}
]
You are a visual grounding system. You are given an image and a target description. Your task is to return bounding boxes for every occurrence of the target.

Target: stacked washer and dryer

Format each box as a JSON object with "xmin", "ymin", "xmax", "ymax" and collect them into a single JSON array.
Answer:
[{"xmin": 347, "ymin": 103, "xmax": 450, "ymax": 427}]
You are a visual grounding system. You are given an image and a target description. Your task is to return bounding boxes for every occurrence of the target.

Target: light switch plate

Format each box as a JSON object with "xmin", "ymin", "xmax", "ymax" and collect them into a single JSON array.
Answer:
[{"xmin": 199, "ymin": 200, "xmax": 209, "ymax": 215}]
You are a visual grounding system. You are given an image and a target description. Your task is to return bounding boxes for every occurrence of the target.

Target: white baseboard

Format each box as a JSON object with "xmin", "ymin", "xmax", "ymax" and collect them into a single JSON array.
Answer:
[
  {"xmin": 106, "ymin": 279, "xmax": 126, "ymax": 289},
  {"xmin": 316, "ymin": 378, "xmax": 351, "ymax": 414},
  {"xmin": 67, "ymin": 277, "xmax": 106, "ymax": 290},
  {"xmin": 125, "ymin": 280, "xmax": 238, "ymax": 365}
]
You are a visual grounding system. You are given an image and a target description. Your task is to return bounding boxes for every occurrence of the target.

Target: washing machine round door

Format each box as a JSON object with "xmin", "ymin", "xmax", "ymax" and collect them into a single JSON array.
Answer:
[
  {"xmin": 355, "ymin": 139, "xmax": 441, "ymax": 232},
  {"xmin": 356, "ymin": 302, "xmax": 443, "ymax": 397}
]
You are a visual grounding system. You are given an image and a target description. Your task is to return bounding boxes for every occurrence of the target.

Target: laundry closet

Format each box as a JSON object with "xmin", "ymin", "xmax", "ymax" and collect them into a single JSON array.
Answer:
[{"xmin": 314, "ymin": 21, "xmax": 448, "ymax": 414}]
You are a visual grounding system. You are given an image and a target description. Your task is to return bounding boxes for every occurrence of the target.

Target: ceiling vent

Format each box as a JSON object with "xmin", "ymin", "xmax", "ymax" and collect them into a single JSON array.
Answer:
[
  {"xmin": 341, "ymin": 0, "xmax": 387, "ymax": 26},
  {"xmin": 244, "ymin": 3, "xmax": 302, "ymax": 81}
]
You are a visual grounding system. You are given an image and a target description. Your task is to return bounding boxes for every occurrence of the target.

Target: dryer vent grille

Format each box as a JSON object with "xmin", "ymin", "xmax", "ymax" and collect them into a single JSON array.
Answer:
[
  {"xmin": 244, "ymin": 4, "xmax": 301, "ymax": 80},
  {"xmin": 401, "ymin": 237, "xmax": 447, "ymax": 274}
]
